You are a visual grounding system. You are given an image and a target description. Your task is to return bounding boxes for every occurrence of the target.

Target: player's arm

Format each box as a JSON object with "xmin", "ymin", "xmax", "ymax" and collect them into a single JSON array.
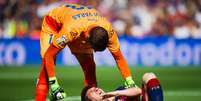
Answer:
[
  {"xmin": 43, "ymin": 30, "xmax": 69, "ymax": 99},
  {"xmin": 43, "ymin": 43, "xmax": 61, "ymax": 77},
  {"xmin": 111, "ymin": 50, "xmax": 131, "ymax": 78},
  {"xmin": 40, "ymin": 7, "xmax": 68, "ymax": 100},
  {"xmin": 42, "ymin": 43, "xmax": 66, "ymax": 100},
  {"xmin": 111, "ymin": 50, "xmax": 136, "ymax": 87},
  {"xmin": 108, "ymin": 29, "xmax": 135, "ymax": 87},
  {"xmin": 42, "ymin": 16, "xmax": 68, "ymax": 77},
  {"xmin": 42, "ymin": 7, "xmax": 66, "ymax": 78},
  {"xmin": 103, "ymin": 87, "xmax": 141, "ymax": 99}
]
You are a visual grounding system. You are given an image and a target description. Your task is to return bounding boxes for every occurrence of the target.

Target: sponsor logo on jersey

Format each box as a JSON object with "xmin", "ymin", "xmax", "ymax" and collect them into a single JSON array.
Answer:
[{"xmin": 72, "ymin": 12, "xmax": 102, "ymax": 20}]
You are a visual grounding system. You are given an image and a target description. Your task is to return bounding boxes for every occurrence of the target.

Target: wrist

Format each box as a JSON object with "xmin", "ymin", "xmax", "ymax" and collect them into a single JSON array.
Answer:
[
  {"xmin": 115, "ymin": 91, "xmax": 120, "ymax": 96},
  {"xmin": 125, "ymin": 76, "xmax": 133, "ymax": 81},
  {"xmin": 49, "ymin": 77, "xmax": 59, "ymax": 91},
  {"xmin": 125, "ymin": 76, "xmax": 135, "ymax": 88}
]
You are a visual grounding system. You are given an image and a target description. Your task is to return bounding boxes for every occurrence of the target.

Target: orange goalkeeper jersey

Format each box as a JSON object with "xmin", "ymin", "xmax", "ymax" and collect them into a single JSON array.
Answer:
[{"xmin": 42, "ymin": 3, "xmax": 120, "ymax": 53}]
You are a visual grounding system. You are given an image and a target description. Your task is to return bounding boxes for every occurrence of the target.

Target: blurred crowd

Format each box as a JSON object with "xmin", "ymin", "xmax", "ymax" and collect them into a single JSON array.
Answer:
[{"xmin": 0, "ymin": 0, "xmax": 201, "ymax": 39}]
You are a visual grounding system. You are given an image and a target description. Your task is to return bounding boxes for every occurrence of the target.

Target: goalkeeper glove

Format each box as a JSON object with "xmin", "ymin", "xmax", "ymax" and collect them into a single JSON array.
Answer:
[
  {"xmin": 124, "ymin": 76, "xmax": 136, "ymax": 88},
  {"xmin": 49, "ymin": 77, "xmax": 66, "ymax": 101}
]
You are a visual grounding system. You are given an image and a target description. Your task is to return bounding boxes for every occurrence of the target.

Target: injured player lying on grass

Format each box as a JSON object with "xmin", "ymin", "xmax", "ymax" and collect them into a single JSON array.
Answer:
[{"xmin": 82, "ymin": 72, "xmax": 163, "ymax": 101}]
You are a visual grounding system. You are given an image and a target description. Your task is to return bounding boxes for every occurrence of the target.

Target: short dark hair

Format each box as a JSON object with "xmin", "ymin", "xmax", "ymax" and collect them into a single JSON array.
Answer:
[
  {"xmin": 81, "ymin": 86, "xmax": 92, "ymax": 101},
  {"xmin": 89, "ymin": 26, "xmax": 109, "ymax": 52}
]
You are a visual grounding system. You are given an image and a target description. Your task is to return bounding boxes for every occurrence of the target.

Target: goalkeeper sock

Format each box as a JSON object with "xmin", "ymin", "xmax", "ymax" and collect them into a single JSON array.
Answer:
[
  {"xmin": 147, "ymin": 78, "xmax": 163, "ymax": 101},
  {"xmin": 35, "ymin": 65, "xmax": 48, "ymax": 101},
  {"xmin": 36, "ymin": 83, "xmax": 48, "ymax": 101}
]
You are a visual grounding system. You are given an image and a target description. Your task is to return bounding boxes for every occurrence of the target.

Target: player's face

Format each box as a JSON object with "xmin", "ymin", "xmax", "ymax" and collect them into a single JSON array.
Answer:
[{"xmin": 86, "ymin": 87, "xmax": 114, "ymax": 101}]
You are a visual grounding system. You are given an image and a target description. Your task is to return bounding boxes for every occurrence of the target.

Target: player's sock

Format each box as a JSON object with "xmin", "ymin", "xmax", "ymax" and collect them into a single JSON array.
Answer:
[
  {"xmin": 35, "ymin": 65, "xmax": 49, "ymax": 101},
  {"xmin": 146, "ymin": 78, "xmax": 163, "ymax": 101},
  {"xmin": 36, "ymin": 82, "xmax": 48, "ymax": 101}
]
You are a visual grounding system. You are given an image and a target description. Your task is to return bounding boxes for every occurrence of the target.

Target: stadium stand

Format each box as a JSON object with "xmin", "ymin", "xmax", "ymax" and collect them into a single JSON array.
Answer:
[{"xmin": 0, "ymin": 0, "xmax": 201, "ymax": 39}]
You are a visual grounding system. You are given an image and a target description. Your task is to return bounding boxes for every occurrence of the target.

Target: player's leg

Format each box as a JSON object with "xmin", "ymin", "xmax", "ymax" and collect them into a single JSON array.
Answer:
[
  {"xmin": 73, "ymin": 53, "xmax": 97, "ymax": 101},
  {"xmin": 142, "ymin": 72, "xmax": 163, "ymax": 101},
  {"xmin": 36, "ymin": 28, "xmax": 52, "ymax": 101},
  {"xmin": 35, "ymin": 59, "xmax": 49, "ymax": 101},
  {"xmin": 74, "ymin": 53, "xmax": 97, "ymax": 87}
]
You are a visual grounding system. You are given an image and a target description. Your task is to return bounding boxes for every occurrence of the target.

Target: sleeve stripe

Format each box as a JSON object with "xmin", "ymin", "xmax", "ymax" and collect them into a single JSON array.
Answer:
[{"xmin": 45, "ymin": 15, "xmax": 62, "ymax": 33}]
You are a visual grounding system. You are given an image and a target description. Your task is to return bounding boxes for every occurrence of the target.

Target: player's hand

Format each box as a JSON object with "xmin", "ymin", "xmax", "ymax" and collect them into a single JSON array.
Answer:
[
  {"xmin": 49, "ymin": 87, "xmax": 66, "ymax": 101},
  {"xmin": 49, "ymin": 77, "xmax": 67, "ymax": 101},
  {"xmin": 124, "ymin": 76, "xmax": 136, "ymax": 88}
]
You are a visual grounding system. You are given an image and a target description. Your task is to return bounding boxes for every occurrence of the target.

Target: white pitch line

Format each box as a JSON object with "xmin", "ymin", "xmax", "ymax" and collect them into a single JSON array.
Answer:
[
  {"xmin": 63, "ymin": 96, "xmax": 80, "ymax": 100},
  {"xmin": 165, "ymin": 91, "xmax": 201, "ymax": 96}
]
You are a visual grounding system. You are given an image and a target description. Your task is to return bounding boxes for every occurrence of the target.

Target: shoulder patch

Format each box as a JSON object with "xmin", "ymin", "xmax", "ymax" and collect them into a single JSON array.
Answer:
[{"xmin": 56, "ymin": 35, "xmax": 68, "ymax": 47}]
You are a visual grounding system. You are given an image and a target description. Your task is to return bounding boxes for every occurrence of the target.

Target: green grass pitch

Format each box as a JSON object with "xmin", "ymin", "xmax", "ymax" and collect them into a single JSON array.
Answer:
[{"xmin": 0, "ymin": 65, "xmax": 201, "ymax": 101}]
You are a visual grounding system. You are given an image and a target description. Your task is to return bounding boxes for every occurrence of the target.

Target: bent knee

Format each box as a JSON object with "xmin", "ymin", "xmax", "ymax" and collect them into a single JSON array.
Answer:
[{"xmin": 142, "ymin": 72, "xmax": 157, "ymax": 84}]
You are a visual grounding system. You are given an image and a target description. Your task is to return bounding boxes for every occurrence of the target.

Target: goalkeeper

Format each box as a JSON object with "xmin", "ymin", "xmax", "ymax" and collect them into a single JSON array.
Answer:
[{"xmin": 36, "ymin": 3, "xmax": 135, "ymax": 101}]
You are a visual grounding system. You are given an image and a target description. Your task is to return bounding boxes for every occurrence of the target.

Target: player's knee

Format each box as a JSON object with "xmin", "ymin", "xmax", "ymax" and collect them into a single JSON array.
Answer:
[{"xmin": 142, "ymin": 72, "xmax": 157, "ymax": 84}]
